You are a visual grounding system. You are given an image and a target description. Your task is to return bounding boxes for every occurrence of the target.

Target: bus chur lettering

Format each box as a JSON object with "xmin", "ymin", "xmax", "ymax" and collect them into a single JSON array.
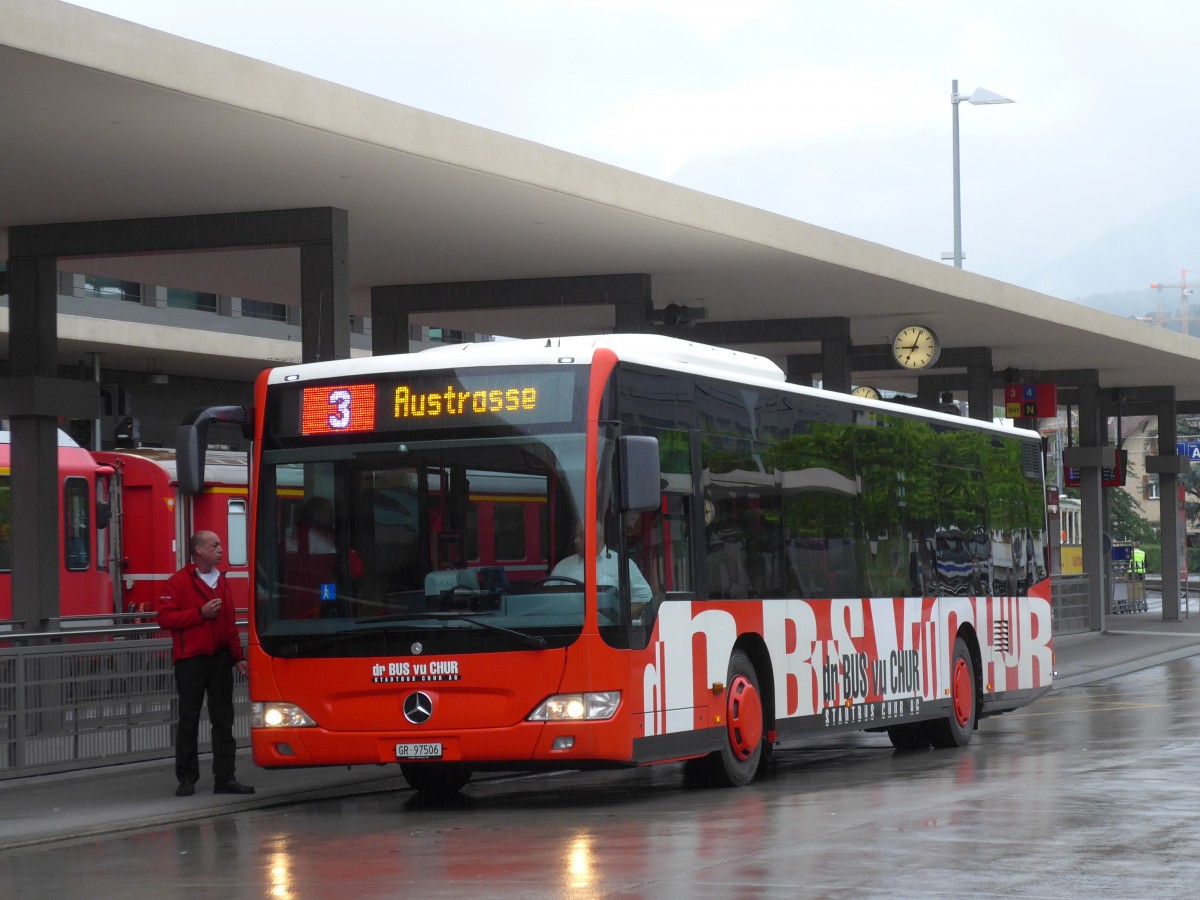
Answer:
[{"xmin": 640, "ymin": 596, "xmax": 1052, "ymax": 737}]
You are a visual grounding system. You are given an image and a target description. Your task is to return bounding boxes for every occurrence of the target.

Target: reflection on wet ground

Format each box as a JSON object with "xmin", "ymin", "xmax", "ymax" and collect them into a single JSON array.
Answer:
[{"xmin": 6, "ymin": 658, "xmax": 1200, "ymax": 897}]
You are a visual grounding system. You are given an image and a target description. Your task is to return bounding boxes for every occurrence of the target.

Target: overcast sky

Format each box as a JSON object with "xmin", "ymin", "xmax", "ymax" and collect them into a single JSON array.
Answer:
[{"xmin": 70, "ymin": 0, "xmax": 1200, "ymax": 303}]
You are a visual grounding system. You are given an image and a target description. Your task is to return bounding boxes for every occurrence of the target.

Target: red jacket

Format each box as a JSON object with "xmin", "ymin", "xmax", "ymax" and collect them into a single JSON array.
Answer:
[{"xmin": 158, "ymin": 563, "xmax": 245, "ymax": 665}]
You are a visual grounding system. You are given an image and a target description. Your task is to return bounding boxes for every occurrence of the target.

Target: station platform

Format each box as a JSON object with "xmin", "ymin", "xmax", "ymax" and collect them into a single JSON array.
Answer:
[{"xmin": 4, "ymin": 609, "xmax": 1200, "ymax": 852}]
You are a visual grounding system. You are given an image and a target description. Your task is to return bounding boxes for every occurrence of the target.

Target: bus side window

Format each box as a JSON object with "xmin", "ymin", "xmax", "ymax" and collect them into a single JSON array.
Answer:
[{"xmin": 629, "ymin": 495, "xmax": 691, "ymax": 596}]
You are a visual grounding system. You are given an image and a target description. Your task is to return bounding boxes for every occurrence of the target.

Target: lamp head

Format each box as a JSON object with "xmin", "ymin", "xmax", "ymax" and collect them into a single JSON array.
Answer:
[{"xmin": 966, "ymin": 87, "xmax": 1014, "ymax": 105}]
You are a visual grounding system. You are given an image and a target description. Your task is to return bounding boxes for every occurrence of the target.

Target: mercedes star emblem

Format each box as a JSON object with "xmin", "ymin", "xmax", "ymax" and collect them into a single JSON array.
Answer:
[{"xmin": 403, "ymin": 691, "xmax": 434, "ymax": 725}]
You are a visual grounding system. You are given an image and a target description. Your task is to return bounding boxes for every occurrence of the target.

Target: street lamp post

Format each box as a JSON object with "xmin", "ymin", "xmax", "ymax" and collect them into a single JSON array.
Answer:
[{"xmin": 950, "ymin": 79, "xmax": 1014, "ymax": 269}]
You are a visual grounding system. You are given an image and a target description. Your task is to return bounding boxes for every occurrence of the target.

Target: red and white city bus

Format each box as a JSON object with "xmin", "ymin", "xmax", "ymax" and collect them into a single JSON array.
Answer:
[{"xmin": 180, "ymin": 334, "xmax": 1054, "ymax": 794}]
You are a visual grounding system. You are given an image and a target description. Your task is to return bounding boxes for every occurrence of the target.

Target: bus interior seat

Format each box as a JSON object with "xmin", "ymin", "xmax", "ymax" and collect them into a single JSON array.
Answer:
[{"xmin": 424, "ymin": 568, "xmax": 478, "ymax": 597}]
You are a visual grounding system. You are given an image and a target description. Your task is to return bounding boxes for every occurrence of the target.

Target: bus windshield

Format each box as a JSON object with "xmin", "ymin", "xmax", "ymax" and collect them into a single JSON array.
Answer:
[{"xmin": 253, "ymin": 432, "xmax": 601, "ymax": 655}]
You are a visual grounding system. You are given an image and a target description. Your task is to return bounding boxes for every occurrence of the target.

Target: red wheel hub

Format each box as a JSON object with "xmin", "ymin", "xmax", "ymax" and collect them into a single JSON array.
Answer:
[
  {"xmin": 726, "ymin": 674, "xmax": 763, "ymax": 760},
  {"xmin": 951, "ymin": 656, "xmax": 973, "ymax": 727}
]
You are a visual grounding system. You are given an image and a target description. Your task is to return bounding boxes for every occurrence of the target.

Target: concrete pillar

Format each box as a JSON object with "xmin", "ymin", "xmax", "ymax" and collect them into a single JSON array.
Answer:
[
  {"xmin": 300, "ymin": 209, "xmax": 350, "ymax": 363},
  {"xmin": 6, "ymin": 256, "xmax": 63, "ymax": 631},
  {"xmin": 820, "ymin": 337, "xmax": 851, "ymax": 394},
  {"xmin": 369, "ymin": 294, "xmax": 410, "ymax": 355},
  {"xmin": 1076, "ymin": 383, "xmax": 1108, "ymax": 631},
  {"xmin": 1154, "ymin": 397, "xmax": 1183, "ymax": 620},
  {"xmin": 967, "ymin": 360, "xmax": 992, "ymax": 421}
]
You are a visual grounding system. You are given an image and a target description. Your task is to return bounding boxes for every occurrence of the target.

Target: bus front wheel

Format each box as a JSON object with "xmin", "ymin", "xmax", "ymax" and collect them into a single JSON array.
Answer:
[{"xmin": 688, "ymin": 649, "xmax": 765, "ymax": 788}]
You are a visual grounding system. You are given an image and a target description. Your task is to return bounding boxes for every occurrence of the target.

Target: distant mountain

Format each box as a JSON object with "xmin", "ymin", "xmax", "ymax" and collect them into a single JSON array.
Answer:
[
  {"xmin": 1079, "ymin": 288, "xmax": 1158, "ymax": 317},
  {"xmin": 1078, "ymin": 288, "xmax": 1194, "ymax": 334}
]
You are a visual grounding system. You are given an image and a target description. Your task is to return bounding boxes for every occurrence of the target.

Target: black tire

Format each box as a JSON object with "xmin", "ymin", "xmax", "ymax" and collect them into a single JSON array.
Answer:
[
  {"xmin": 400, "ymin": 762, "xmax": 472, "ymax": 796},
  {"xmin": 886, "ymin": 722, "xmax": 930, "ymax": 751},
  {"xmin": 692, "ymin": 649, "xmax": 765, "ymax": 787},
  {"xmin": 929, "ymin": 635, "xmax": 976, "ymax": 749}
]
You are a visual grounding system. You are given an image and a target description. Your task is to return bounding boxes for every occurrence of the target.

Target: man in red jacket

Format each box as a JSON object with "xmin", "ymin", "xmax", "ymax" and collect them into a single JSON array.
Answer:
[{"xmin": 159, "ymin": 530, "xmax": 255, "ymax": 797}]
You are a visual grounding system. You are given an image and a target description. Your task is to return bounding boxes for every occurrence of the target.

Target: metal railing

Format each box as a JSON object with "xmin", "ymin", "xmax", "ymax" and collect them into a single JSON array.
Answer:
[
  {"xmin": 0, "ymin": 618, "xmax": 248, "ymax": 780},
  {"xmin": 3, "ymin": 583, "xmax": 1099, "ymax": 780},
  {"xmin": 1051, "ymin": 574, "xmax": 1092, "ymax": 635}
]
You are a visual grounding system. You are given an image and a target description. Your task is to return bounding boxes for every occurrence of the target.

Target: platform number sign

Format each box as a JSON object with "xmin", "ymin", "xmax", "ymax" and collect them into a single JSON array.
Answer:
[{"xmin": 1004, "ymin": 383, "xmax": 1057, "ymax": 420}]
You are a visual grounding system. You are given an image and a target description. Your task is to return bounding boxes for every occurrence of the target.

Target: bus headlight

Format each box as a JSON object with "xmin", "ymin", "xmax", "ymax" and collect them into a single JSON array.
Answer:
[
  {"xmin": 527, "ymin": 692, "xmax": 620, "ymax": 721},
  {"xmin": 251, "ymin": 702, "xmax": 318, "ymax": 728}
]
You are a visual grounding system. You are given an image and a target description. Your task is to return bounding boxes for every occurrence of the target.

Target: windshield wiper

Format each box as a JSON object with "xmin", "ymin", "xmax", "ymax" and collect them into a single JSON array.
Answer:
[
  {"xmin": 274, "ymin": 633, "xmax": 346, "ymax": 658},
  {"xmin": 354, "ymin": 611, "xmax": 547, "ymax": 650}
]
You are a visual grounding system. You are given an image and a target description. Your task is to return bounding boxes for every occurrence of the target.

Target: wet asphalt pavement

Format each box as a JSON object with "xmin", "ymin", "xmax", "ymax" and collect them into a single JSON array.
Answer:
[{"xmin": 4, "ymin": 606, "xmax": 1200, "ymax": 897}]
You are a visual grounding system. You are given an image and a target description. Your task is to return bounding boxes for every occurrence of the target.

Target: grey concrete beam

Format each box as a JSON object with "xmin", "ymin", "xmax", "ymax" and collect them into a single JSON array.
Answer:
[
  {"xmin": 372, "ymin": 274, "xmax": 652, "ymax": 313},
  {"xmin": 1063, "ymin": 446, "xmax": 1121, "ymax": 468},
  {"xmin": 8, "ymin": 207, "xmax": 346, "ymax": 258},
  {"xmin": 5, "ymin": 207, "xmax": 351, "ymax": 632},
  {"xmin": 656, "ymin": 316, "xmax": 851, "ymax": 346},
  {"xmin": 788, "ymin": 343, "xmax": 991, "ymax": 376},
  {"xmin": 1146, "ymin": 455, "xmax": 1190, "ymax": 475},
  {"xmin": 0, "ymin": 377, "xmax": 99, "ymax": 419},
  {"xmin": 371, "ymin": 274, "xmax": 654, "ymax": 355}
]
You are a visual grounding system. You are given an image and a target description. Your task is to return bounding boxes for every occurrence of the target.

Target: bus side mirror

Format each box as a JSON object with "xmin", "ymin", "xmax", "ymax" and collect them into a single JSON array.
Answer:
[
  {"xmin": 177, "ymin": 405, "xmax": 252, "ymax": 495},
  {"xmin": 619, "ymin": 435, "xmax": 661, "ymax": 513}
]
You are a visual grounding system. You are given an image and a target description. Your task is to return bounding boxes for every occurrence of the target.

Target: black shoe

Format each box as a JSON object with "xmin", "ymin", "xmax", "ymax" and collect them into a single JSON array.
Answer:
[
  {"xmin": 175, "ymin": 781, "xmax": 195, "ymax": 797},
  {"xmin": 213, "ymin": 779, "xmax": 255, "ymax": 795}
]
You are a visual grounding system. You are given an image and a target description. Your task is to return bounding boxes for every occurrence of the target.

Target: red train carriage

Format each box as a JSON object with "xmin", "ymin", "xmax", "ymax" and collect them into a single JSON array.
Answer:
[{"xmin": 0, "ymin": 430, "xmax": 114, "ymax": 623}]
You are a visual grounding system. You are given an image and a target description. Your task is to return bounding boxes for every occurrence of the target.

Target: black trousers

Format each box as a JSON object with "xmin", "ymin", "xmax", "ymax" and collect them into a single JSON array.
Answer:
[{"xmin": 174, "ymin": 649, "xmax": 237, "ymax": 785}]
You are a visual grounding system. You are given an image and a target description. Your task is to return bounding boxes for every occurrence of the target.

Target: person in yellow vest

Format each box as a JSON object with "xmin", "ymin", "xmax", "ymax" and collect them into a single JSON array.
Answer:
[{"xmin": 1131, "ymin": 545, "xmax": 1146, "ymax": 580}]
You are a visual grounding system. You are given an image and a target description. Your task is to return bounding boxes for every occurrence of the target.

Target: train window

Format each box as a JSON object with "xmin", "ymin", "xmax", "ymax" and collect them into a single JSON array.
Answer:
[
  {"xmin": 465, "ymin": 503, "xmax": 480, "ymax": 561},
  {"xmin": 64, "ymin": 477, "xmax": 90, "ymax": 571},
  {"xmin": 227, "ymin": 499, "xmax": 248, "ymax": 566},
  {"xmin": 493, "ymin": 503, "xmax": 526, "ymax": 560},
  {"xmin": 95, "ymin": 477, "xmax": 109, "ymax": 569}
]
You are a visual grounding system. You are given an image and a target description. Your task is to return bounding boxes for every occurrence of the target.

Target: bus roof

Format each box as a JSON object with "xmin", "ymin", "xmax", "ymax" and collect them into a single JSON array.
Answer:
[
  {"xmin": 264, "ymin": 334, "xmax": 1039, "ymax": 441},
  {"xmin": 266, "ymin": 334, "xmax": 787, "ymax": 386}
]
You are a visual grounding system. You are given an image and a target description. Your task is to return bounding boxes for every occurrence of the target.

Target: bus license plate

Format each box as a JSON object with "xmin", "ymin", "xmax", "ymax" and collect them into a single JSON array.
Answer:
[{"xmin": 395, "ymin": 742, "xmax": 443, "ymax": 759}]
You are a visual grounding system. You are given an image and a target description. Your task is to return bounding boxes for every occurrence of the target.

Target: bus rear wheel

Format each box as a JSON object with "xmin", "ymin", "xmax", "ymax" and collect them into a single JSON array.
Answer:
[
  {"xmin": 929, "ymin": 635, "xmax": 976, "ymax": 749},
  {"xmin": 400, "ymin": 762, "xmax": 473, "ymax": 796},
  {"xmin": 689, "ymin": 650, "xmax": 765, "ymax": 787}
]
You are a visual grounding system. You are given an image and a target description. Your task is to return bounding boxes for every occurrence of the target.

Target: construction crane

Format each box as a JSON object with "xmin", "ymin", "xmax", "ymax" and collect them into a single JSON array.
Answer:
[{"xmin": 1150, "ymin": 268, "xmax": 1193, "ymax": 335}]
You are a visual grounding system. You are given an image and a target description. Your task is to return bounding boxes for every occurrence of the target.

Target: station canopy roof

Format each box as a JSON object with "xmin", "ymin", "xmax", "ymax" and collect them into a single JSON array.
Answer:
[{"xmin": 3, "ymin": 0, "xmax": 1199, "ymax": 400}]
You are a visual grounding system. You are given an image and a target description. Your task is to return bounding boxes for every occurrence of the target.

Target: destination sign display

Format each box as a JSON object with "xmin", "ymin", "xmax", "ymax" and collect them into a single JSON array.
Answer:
[{"xmin": 297, "ymin": 369, "xmax": 579, "ymax": 436}]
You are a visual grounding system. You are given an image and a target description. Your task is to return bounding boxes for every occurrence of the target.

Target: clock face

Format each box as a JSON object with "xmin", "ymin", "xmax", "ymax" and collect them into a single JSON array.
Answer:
[
  {"xmin": 851, "ymin": 385, "xmax": 881, "ymax": 400},
  {"xmin": 892, "ymin": 325, "xmax": 941, "ymax": 370}
]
